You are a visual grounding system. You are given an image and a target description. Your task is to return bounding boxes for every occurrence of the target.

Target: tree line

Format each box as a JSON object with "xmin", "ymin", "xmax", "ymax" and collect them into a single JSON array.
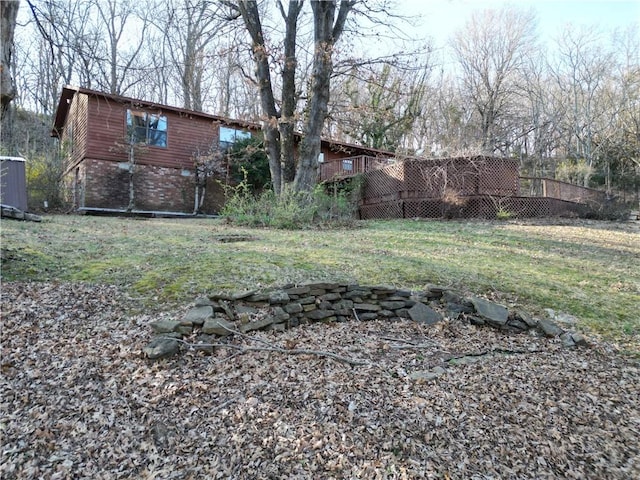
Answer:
[{"xmin": 2, "ymin": 0, "xmax": 639, "ymax": 203}]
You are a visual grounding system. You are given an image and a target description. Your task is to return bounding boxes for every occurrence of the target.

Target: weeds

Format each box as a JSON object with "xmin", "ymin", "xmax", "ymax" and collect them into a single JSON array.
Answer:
[{"xmin": 221, "ymin": 172, "xmax": 360, "ymax": 229}]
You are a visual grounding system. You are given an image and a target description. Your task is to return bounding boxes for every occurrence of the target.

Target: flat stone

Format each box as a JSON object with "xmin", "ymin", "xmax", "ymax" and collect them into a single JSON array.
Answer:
[
  {"xmin": 305, "ymin": 309, "xmax": 336, "ymax": 320},
  {"xmin": 235, "ymin": 305, "xmax": 258, "ymax": 316},
  {"xmin": 239, "ymin": 316, "xmax": 275, "ymax": 333},
  {"xmin": 268, "ymin": 291, "xmax": 290, "ymax": 304},
  {"xmin": 379, "ymin": 301, "xmax": 407, "ymax": 310},
  {"xmin": 248, "ymin": 293, "xmax": 269, "ymax": 302},
  {"xmin": 150, "ymin": 319, "xmax": 181, "ymax": 334},
  {"xmin": 371, "ymin": 285, "xmax": 397, "ymax": 294},
  {"xmin": 469, "ymin": 297, "xmax": 509, "ymax": 327},
  {"xmin": 284, "ymin": 303, "xmax": 303, "ymax": 314},
  {"xmin": 272, "ymin": 306, "xmax": 290, "ymax": 322},
  {"xmin": 143, "ymin": 337, "xmax": 180, "ymax": 359},
  {"xmin": 332, "ymin": 299, "xmax": 354, "ymax": 310},
  {"xmin": 442, "ymin": 291, "xmax": 465, "ymax": 304},
  {"xmin": 555, "ymin": 312, "xmax": 579, "ymax": 327},
  {"xmin": 209, "ymin": 292, "xmax": 236, "ymax": 301},
  {"xmin": 506, "ymin": 318, "xmax": 529, "ymax": 332},
  {"xmin": 231, "ymin": 290, "xmax": 256, "ymax": 300},
  {"xmin": 570, "ymin": 332, "xmax": 589, "ymax": 347},
  {"xmin": 538, "ymin": 319, "xmax": 563, "ymax": 338},
  {"xmin": 408, "ymin": 302, "xmax": 443, "ymax": 325},
  {"xmin": 194, "ymin": 296, "xmax": 215, "ymax": 307},
  {"xmin": 202, "ymin": 317, "xmax": 235, "ymax": 336},
  {"xmin": 353, "ymin": 303, "xmax": 381, "ymax": 312},
  {"xmin": 515, "ymin": 310, "xmax": 538, "ymax": 328},
  {"xmin": 284, "ymin": 286, "xmax": 311, "ymax": 295},
  {"xmin": 303, "ymin": 282, "xmax": 340, "ymax": 290},
  {"xmin": 343, "ymin": 290, "xmax": 371, "ymax": 299},
  {"xmin": 447, "ymin": 303, "xmax": 475, "ymax": 315},
  {"xmin": 320, "ymin": 293, "xmax": 342, "ymax": 302},
  {"xmin": 409, "ymin": 366, "xmax": 446, "ymax": 381},
  {"xmin": 560, "ymin": 332, "xmax": 576, "ymax": 347},
  {"xmin": 288, "ymin": 317, "xmax": 300, "ymax": 328},
  {"xmin": 357, "ymin": 312, "xmax": 379, "ymax": 321},
  {"xmin": 182, "ymin": 306, "xmax": 213, "ymax": 326},
  {"xmin": 176, "ymin": 325, "xmax": 193, "ymax": 335}
]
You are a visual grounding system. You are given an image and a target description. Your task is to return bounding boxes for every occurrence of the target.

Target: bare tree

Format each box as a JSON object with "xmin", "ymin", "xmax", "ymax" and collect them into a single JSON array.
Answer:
[
  {"xmin": 156, "ymin": 0, "xmax": 227, "ymax": 111},
  {"xmin": 1, "ymin": 0, "xmax": 20, "ymax": 151},
  {"xmin": 550, "ymin": 26, "xmax": 615, "ymax": 186},
  {"xmin": 1, "ymin": 0, "xmax": 19, "ymax": 116},
  {"xmin": 451, "ymin": 6, "xmax": 538, "ymax": 153},
  {"xmin": 228, "ymin": 0, "xmax": 355, "ymax": 194},
  {"xmin": 331, "ymin": 61, "xmax": 430, "ymax": 153}
]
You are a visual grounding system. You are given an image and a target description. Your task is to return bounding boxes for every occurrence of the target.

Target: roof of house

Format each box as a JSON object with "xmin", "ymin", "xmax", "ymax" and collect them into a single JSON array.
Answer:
[{"xmin": 51, "ymin": 86, "xmax": 396, "ymax": 158}]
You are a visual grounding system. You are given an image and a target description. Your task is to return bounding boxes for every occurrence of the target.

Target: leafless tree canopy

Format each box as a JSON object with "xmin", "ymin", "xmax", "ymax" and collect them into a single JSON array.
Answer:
[{"xmin": 4, "ymin": 1, "xmax": 640, "ymax": 200}]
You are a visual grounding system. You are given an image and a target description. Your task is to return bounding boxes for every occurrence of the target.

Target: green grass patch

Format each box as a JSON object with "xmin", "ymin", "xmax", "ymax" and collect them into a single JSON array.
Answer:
[{"xmin": 1, "ymin": 215, "xmax": 638, "ymax": 344}]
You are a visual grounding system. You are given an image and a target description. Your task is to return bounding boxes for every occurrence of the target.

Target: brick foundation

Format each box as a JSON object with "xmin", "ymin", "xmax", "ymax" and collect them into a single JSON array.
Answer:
[{"xmin": 69, "ymin": 158, "xmax": 225, "ymax": 214}]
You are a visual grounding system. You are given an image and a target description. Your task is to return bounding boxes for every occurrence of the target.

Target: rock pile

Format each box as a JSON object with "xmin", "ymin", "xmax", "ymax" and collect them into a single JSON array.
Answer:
[{"xmin": 143, "ymin": 282, "xmax": 588, "ymax": 359}]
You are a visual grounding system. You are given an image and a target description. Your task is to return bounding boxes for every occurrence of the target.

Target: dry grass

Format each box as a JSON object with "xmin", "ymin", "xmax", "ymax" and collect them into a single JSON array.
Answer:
[{"xmin": 1, "ymin": 215, "xmax": 639, "ymax": 343}]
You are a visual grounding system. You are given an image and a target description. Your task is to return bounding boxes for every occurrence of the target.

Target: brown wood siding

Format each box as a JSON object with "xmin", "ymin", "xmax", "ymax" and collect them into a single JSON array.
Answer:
[
  {"xmin": 63, "ymin": 93, "xmax": 88, "ymax": 173},
  {"xmin": 83, "ymin": 94, "xmax": 240, "ymax": 170}
]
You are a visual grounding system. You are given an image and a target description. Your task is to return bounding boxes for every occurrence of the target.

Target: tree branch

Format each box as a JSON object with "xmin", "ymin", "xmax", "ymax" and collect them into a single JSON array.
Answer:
[{"xmin": 163, "ymin": 333, "xmax": 369, "ymax": 367}]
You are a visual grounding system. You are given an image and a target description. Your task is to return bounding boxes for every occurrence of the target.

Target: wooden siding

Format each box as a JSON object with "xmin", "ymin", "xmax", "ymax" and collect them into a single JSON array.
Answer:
[
  {"xmin": 84, "ymin": 94, "xmax": 239, "ymax": 170},
  {"xmin": 62, "ymin": 93, "xmax": 88, "ymax": 173}
]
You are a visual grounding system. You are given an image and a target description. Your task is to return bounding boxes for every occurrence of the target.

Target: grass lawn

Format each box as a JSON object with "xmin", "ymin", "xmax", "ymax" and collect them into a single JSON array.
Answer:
[{"xmin": 1, "ymin": 214, "xmax": 638, "ymax": 343}]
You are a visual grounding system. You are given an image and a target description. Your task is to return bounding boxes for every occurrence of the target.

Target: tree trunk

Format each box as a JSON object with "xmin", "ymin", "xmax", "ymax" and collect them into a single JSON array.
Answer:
[
  {"xmin": 237, "ymin": 0, "xmax": 285, "ymax": 195},
  {"xmin": 1, "ymin": 0, "xmax": 19, "ymax": 126},
  {"xmin": 278, "ymin": 0, "xmax": 302, "ymax": 185},
  {"xmin": 294, "ymin": 0, "xmax": 354, "ymax": 192}
]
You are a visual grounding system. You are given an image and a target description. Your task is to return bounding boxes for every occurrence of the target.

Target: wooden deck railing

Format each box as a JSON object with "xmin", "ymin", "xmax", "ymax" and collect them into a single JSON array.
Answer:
[
  {"xmin": 319, "ymin": 155, "xmax": 391, "ymax": 182},
  {"xmin": 519, "ymin": 177, "xmax": 607, "ymax": 204}
]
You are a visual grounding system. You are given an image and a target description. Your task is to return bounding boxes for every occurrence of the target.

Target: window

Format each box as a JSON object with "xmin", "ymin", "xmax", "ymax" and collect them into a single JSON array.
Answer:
[
  {"xmin": 126, "ymin": 110, "xmax": 167, "ymax": 147},
  {"xmin": 219, "ymin": 126, "xmax": 251, "ymax": 151}
]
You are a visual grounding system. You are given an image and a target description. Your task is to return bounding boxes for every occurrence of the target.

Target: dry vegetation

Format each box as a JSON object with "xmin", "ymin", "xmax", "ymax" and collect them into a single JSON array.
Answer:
[
  {"xmin": 2, "ymin": 281, "xmax": 639, "ymax": 479},
  {"xmin": 1, "ymin": 215, "xmax": 639, "ymax": 478}
]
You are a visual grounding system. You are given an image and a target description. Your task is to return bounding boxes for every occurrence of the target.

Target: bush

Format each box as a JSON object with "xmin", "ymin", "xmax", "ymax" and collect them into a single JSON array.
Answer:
[
  {"xmin": 221, "ymin": 172, "xmax": 361, "ymax": 229},
  {"xmin": 227, "ymin": 136, "xmax": 271, "ymax": 193},
  {"xmin": 26, "ymin": 152, "xmax": 68, "ymax": 212}
]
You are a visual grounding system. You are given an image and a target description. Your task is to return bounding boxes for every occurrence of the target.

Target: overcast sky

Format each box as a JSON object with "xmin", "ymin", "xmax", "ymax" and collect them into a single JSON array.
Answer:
[
  {"xmin": 376, "ymin": 0, "xmax": 638, "ymax": 69},
  {"xmin": 398, "ymin": 0, "xmax": 639, "ymax": 47}
]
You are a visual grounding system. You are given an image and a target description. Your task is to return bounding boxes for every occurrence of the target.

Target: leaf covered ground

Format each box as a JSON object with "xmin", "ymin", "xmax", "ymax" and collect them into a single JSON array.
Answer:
[{"xmin": 2, "ymin": 282, "xmax": 639, "ymax": 479}]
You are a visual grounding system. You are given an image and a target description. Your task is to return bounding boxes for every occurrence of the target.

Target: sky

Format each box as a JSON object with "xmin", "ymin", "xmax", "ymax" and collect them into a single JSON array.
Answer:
[{"xmin": 399, "ymin": 0, "xmax": 640, "ymax": 48}]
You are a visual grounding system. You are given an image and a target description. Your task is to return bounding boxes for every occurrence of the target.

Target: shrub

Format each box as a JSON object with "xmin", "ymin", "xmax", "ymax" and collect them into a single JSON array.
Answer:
[
  {"xmin": 26, "ymin": 152, "xmax": 68, "ymax": 212},
  {"xmin": 221, "ymin": 172, "xmax": 361, "ymax": 229},
  {"xmin": 227, "ymin": 136, "xmax": 271, "ymax": 193}
]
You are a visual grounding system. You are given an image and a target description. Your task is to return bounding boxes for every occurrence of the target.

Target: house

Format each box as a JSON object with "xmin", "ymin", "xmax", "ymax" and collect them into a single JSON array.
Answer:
[{"xmin": 51, "ymin": 86, "xmax": 394, "ymax": 215}]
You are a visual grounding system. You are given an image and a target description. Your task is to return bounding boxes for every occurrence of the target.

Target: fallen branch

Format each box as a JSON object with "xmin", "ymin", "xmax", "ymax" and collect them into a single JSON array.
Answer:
[{"xmin": 163, "ymin": 336, "xmax": 369, "ymax": 367}]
